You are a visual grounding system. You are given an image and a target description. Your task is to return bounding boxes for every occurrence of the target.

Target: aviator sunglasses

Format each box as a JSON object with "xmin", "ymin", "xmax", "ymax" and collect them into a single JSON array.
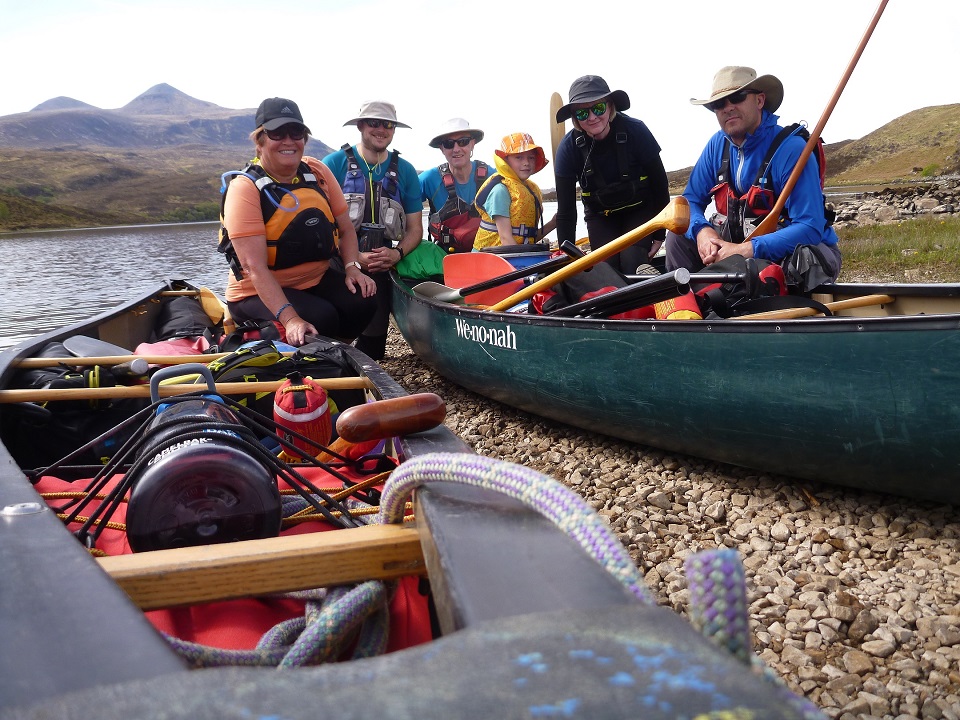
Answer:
[
  {"xmin": 704, "ymin": 90, "xmax": 758, "ymax": 113},
  {"xmin": 363, "ymin": 119, "xmax": 396, "ymax": 130},
  {"xmin": 574, "ymin": 101, "xmax": 608, "ymax": 122},
  {"xmin": 264, "ymin": 125, "xmax": 306, "ymax": 141},
  {"xmin": 439, "ymin": 137, "xmax": 473, "ymax": 150}
]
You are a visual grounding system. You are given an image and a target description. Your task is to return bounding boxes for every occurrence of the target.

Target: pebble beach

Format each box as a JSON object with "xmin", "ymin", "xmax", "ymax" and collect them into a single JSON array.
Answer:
[{"xmin": 380, "ymin": 328, "xmax": 960, "ymax": 720}]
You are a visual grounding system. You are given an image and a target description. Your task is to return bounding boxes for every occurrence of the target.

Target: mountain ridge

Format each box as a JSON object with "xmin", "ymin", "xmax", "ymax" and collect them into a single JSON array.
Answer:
[{"xmin": 0, "ymin": 87, "xmax": 957, "ymax": 231}]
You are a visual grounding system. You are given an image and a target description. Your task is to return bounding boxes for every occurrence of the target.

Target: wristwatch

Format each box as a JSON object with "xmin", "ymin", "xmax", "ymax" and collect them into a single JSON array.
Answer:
[
  {"xmin": 395, "ymin": 245, "xmax": 405, "ymax": 261},
  {"xmin": 346, "ymin": 261, "xmax": 362, "ymax": 271}
]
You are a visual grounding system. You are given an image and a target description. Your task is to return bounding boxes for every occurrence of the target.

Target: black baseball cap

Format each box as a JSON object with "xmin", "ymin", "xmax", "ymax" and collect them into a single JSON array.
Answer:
[{"xmin": 255, "ymin": 98, "xmax": 307, "ymax": 131}]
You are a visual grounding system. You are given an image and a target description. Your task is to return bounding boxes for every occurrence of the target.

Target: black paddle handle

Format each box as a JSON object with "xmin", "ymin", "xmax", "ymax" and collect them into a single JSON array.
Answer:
[{"xmin": 548, "ymin": 269, "xmax": 693, "ymax": 318}]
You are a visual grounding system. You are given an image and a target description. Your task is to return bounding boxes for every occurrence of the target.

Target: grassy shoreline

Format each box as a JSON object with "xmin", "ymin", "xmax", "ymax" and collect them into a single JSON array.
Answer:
[{"xmin": 837, "ymin": 214, "xmax": 960, "ymax": 283}]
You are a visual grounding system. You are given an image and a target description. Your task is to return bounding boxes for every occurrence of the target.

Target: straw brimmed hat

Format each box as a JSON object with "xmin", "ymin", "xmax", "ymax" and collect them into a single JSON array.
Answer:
[
  {"xmin": 343, "ymin": 100, "xmax": 411, "ymax": 128},
  {"xmin": 494, "ymin": 133, "xmax": 548, "ymax": 174},
  {"xmin": 690, "ymin": 66, "xmax": 784, "ymax": 112},
  {"xmin": 556, "ymin": 75, "xmax": 630, "ymax": 123},
  {"xmin": 428, "ymin": 118, "xmax": 484, "ymax": 148}
]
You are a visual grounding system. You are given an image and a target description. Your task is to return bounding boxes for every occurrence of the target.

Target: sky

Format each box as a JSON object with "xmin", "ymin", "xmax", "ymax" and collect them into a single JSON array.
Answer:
[{"xmin": 1, "ymin": 0, "xmax": 957, "ymax": 175}]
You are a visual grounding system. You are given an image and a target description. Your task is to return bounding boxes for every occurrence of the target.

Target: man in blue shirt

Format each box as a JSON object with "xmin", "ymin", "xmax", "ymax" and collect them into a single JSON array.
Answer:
[
  {"xmin": 664, "ymin": 66, "xmax": 840, "ymax": 281},
  {"xmin": 323, "ymin": 101, "xmax": 422, "ymax": 359}
]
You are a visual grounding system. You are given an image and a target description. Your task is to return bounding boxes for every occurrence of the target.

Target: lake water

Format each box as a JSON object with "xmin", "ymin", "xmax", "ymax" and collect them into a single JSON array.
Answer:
[{"xmin": 0, "ymin": 202, "xmax": 579, "ymax": 351}]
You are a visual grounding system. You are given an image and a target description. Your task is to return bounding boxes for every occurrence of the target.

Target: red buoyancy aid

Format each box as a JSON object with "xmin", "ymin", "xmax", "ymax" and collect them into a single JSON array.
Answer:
[
  {"xmin": 428, "ymin": 161, "xmax": 490, "ymax": 253},
  {"xmin": 709, "ymin": 124, "xmax": 829, "ymax": 243}
]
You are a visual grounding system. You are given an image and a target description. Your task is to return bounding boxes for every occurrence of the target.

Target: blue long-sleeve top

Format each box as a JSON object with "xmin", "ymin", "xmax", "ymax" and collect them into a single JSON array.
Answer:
[{"xmin": 682, "ymin": 110, "xmax": 838, "ymax": 261}]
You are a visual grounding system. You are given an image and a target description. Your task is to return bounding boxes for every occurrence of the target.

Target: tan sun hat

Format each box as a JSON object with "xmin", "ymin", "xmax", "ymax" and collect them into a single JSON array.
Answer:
[
  {"xmin": 495, "ymin": 132, "xmax": 548, "ymax": 174},
  {"xmin": 429, "ymin": 118, "xmax": 484, "ymax": 148},
  {"xmin": 690, "ymin": 66, "xmax": 784, "ymax": 112},
  {"xmin": 342, "ymin": 100, "xmax": 411, "ymax": 128}
]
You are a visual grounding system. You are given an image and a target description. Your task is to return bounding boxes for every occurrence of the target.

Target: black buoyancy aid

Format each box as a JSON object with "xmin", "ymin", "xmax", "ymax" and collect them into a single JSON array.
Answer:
[
  {"xmin": 218, "ymin": 162, "xmax": 338, "ymax": 280},
  {"xmin": 428, "ymin": 161, "xmax": 490, "ymax": 253},
  {"xmin": 575, "ymin": 114, "xmax": 650, "ymax": 213},
  {"xmin": 709, "ymin": 123, "xmax": 832, "ymax": 243},
  {"xmin": 341, "ymin": 144, "xmax": 406, "ymax": 242}
]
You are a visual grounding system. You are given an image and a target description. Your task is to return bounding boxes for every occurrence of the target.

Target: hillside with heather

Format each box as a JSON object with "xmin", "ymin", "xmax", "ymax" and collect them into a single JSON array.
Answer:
[{"xmin": 0, "ymin": 90, "xmax": 957, "ymax": 232}]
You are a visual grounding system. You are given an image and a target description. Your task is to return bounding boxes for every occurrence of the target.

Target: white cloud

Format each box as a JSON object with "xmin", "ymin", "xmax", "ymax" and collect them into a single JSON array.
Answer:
[{"xmin": 1, "ymin": 0, "xmax": 957, "ymax": 175}]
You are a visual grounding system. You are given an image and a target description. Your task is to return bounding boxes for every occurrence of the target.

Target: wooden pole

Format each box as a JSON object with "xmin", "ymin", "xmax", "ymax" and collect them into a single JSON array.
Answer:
[
  {"xmin": 747, "ymin": 0, "xmax": 889, "ymax": 239},
  {"xmin": 0, "ymin": 377, "xmax": 372, "ymax": 404}
]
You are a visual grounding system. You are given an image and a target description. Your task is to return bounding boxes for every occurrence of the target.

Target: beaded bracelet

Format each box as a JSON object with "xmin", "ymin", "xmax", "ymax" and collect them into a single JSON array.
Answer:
[{"xmin": 274, "ymin": 302, "xmax": 293, "ymax": 321}]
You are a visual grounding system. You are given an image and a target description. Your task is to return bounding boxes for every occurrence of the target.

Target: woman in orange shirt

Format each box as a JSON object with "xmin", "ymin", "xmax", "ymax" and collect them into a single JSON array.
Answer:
[{"xmin": 218, "ymin": 98, "xmax": 377, "ymax": 346}]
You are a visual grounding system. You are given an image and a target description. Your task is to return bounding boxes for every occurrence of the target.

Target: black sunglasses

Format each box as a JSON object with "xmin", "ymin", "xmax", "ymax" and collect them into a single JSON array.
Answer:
[
  {"xmin": 363, "ymin": 119, "xmax": 396, "ymax": 130},
  {"xmin": 440, "ymin": 137, "xmax": 473, "ymax": 149},
  {"xmin": 704, "ymin": 90, "xmax": 759, "ymax": 113},
  {"xmin": 264, "ymin": 125, "xmax": 306, "ymax": 141}
]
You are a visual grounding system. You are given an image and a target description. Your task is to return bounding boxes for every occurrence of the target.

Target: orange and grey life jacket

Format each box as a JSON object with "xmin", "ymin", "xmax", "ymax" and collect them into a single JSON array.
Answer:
[
  {"xmin": 341, "ymin": 144, "xmax": 406, "ymax": 242},
  {"xmin": 473, "ymin": 172, "xmax": 543, "ymax": 249},
  {"xmin": 709, "ymin": 123, "xmax": 830, "ymax": 243},
  {"xmin": 575, "ymin": 114, "xmax": 650, "ymax": 213},
  {"xmin": 427, "ymin": 161, "xmax": 490, "ymax": 253},
  {"xmin": 218, "ymin": 161, "xmax": 338, "ymax": 280}
]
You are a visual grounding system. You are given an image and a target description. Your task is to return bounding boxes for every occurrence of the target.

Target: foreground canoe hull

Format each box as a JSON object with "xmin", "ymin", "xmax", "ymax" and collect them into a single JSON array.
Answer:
[
  {"xmin": 0, "ymin": 281, "xmax": 637, "ymax": 709},
  {"xmin": 393, "ymin": 276, "xmax": 960, "ymax": 504}
]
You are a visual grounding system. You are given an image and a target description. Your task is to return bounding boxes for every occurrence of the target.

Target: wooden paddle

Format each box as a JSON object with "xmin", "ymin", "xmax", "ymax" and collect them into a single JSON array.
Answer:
[
  {"xmin": 739, "ymin": 293, "xmax": 896, "ymax": 321},
  {"xmin": 198, "ymin": 286, "xmax": 225, "ymax": 324},
  {"xmin": 746, "ymin": 0, "xmax": 889, "ymax": 240},
  {"xmin": 0, "ymin": 377, "xmax": 372, "ymax": 404},
  {"xmin": 550, "ymin": 91, "xmax": 565, "ymax": 163},
  {"xmin": 488, "ymin": 197, "xmax": 690, "ymax": 312}
]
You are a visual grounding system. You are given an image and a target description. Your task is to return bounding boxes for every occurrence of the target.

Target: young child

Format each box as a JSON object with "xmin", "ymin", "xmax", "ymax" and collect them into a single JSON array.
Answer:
[{"xmin": 473, "ymin": 133, "xmax": 557, "ymax": 249}]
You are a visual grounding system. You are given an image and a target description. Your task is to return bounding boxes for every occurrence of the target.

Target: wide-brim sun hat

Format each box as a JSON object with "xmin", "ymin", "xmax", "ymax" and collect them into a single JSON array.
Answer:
[
  {"xmin": 494, "ymin": 133, "xmax": 548, "ymax": 174},
  {"xmin": 690, "ymin": 66, "xmax": 784, "ymax": 112},
  {"xmin": 429, "ymin": 118, "xmax": 484, "ymax": 148},
  {"xmin": 556, "ymin": 75, "xmax": 630, "ymax": 123},
  {"xmin": 255, "ymin": 97, "xmax": 311, "ymax": 133},
  {"xmin": 343, "ymin": 100, "xmax": 411, "ymax": 128}
]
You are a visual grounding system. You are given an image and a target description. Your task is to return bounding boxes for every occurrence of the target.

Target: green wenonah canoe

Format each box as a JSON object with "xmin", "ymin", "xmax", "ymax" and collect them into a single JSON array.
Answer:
[{"xmin": 393, "ymin": 273, "xmax": 960, "ymax": 505}]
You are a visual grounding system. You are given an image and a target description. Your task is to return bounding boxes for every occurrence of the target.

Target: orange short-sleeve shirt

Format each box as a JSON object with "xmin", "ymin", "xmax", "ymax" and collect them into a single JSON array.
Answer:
[{"xmin": 222, "ymin": 157, "xmax": 348, "ymax": 302}]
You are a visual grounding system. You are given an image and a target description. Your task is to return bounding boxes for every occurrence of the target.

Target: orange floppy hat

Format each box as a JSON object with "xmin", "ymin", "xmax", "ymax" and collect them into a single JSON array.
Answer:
[{"xmin": 494, "ymin": 133, "xmax": 548, "ymax": 174}]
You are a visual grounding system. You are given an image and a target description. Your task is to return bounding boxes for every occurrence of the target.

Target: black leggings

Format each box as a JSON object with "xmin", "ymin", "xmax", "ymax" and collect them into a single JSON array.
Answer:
[
  {"xmin": 584, "ymin": 204, "xmax": 665, "ymax": 275},
  {"xmin": 228, "ymin": 268, "xmax": 377, "ymax": 341}
]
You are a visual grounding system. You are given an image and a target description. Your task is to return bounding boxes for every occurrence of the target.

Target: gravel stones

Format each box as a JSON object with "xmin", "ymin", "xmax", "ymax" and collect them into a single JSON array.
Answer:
[{"xmin": 381, "ymin": 328, "xmax": 960, "ymax": 719}]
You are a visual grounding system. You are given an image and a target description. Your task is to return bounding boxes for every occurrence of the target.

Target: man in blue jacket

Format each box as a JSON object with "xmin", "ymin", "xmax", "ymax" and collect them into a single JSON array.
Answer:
[{"xmin": 664, "ymin": 66, "xmax": 841, "ymax": 280}]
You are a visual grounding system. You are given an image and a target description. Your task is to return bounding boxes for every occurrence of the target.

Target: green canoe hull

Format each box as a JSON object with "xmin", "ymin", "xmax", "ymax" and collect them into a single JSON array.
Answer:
[{"xmin": 393, "ymin": 276, "xmax": 960, "ymax": 505}]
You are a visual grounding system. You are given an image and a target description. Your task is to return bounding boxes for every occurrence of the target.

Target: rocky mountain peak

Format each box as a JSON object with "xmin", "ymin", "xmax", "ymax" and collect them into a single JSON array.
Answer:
[
  {"xmin": 31, "ymin": 96, "xmax": 97, "ymax": 112},
  {"xmin": 120, "ymin": 83, "xmax": 225, "ymax": 116}
]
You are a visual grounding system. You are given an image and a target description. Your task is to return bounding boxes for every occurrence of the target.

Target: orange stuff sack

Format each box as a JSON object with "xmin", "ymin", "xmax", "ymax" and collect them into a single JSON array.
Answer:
[{"xmin": 654, "ymin": 291, "xmax": 703, "ymax": 320}]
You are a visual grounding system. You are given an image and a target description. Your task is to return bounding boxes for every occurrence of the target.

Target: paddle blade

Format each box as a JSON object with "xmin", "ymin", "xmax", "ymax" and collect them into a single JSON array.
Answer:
[
  {"xmin": 463, "ymin": 280, "xmax": 526, "ymax": 306},
  {"xmin": 199, "ymin": 287, "xmax": 225, "ymax": 324},
  {"xmin": 550, "ymin": 92, "xmax": 565, "ymax": 163},
  {"xmin": 443, "ymin": 252, "xmax": 515, "ymax": 289}
]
